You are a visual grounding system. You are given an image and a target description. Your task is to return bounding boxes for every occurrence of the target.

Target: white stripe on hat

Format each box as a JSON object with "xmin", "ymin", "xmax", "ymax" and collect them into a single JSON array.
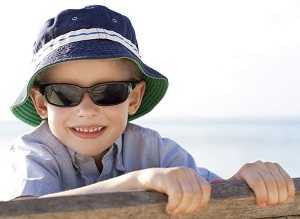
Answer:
[{"xmin": 32, "ymin": 28, "xmax": 141, "ymax": 67}]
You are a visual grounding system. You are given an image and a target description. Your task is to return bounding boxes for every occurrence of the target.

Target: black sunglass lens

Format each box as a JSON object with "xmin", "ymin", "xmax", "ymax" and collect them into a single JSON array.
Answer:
[
  {"xmin": 91, "ymin": 83, "xmax": 130, "ymax": 105},
  {"xmin": 45, "ymin": 85, "xmax": 82, "ymax": 106}
]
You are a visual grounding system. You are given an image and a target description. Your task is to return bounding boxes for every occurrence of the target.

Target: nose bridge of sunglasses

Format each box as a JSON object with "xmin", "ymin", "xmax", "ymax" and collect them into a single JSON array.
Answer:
[
  {"xmin": 77, "ymin": 86, "xmax": 95, "ymax": 102},
  {"xmin": 79, "ymin": 92, "xmax": 99, "ymax": 108},
  {"xmin": 75, "ymin": 95, "xmax": 100, "ymax": 118}
]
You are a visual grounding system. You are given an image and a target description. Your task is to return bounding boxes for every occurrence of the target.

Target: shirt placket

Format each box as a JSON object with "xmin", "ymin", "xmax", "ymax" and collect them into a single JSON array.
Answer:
[
  {"xmin": 74, "ymin": 152, "xmax": 99, "ymax": 185},
  {"xmin": 98, "ymin": 146, "xmax": 115, "ymax": 181}
]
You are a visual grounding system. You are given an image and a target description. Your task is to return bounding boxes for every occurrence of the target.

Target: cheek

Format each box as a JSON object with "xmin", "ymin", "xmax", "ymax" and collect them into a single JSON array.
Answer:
[
  {"xmin": 46, "ymin": 105, "xmax": 71, "ymax": 134},
  {"xmin": 105, "ymin": 102, "xmax": 129, "ymax": 122},
  {"xmin": 103, "ymin": 102, "xmax": 129, "ymax": 133},
  {"xmin": 47, "ymin": 105, "xmax": 70, "ymax": 121}
]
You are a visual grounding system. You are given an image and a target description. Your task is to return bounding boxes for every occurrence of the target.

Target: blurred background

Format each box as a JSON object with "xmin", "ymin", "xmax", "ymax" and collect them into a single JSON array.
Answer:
[{"xmin": 0, "ymin": 0, "xmax": 299, "ymax": 198}]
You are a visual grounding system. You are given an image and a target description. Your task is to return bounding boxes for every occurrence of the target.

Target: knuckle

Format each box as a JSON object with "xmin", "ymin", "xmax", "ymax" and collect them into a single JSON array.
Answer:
[
  {"xmin": 255, "ymin": 160, "xmax": 264, "ymax": 166},
  {"xmin": 273, "ymin": 162, "xmax": 284, "ymax": 171},
  {"xmin": 286, "ymin": 174, "xmax": 293, "ymax": 182},
  {"xmin": 243, "ymin": 163, "xmax": 253, "ymax": 169},
  {"xmin": 264, "ymin": 161, "xmax": 273, "ymax": 167}
]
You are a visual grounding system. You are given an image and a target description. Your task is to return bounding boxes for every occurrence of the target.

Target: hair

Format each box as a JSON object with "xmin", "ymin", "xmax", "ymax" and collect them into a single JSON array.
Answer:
[{"xmin": 121, "ymin": 58, "xmax": 144, "ymax": 81}]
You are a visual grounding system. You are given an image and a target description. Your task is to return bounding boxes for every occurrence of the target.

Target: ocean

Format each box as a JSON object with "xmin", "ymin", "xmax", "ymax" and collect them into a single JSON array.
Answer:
[
  {"xmin": 137, "ymin": 118, "xmax": 300, "ymax": 178},
  {"xmin": 0, "ymin": 118, "xmax": 299, "ymax": 199}
]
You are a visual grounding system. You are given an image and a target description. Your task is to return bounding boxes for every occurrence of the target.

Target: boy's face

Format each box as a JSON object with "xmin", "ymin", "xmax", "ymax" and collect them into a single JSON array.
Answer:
[{"xmin": 31, "ymin": 59, "xmax": 145, "ymax": 157}]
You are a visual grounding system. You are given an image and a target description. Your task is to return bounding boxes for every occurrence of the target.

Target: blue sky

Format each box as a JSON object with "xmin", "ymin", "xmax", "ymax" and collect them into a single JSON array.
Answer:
[{"xmin": 1, "ymin": 0, "xmax": 300, "ymax": 121}]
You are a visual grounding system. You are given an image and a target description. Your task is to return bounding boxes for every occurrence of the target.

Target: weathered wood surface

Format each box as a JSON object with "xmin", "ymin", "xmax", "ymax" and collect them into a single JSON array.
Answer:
[{"xmin": 0, "ymin": 178, "xmax": 299, "ymax": 219}]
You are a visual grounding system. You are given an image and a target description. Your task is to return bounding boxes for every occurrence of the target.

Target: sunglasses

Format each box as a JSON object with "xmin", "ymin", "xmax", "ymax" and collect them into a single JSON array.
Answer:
[{"xmin": 39, "ymin": 81, "xmax": 138, "ymax": 107}]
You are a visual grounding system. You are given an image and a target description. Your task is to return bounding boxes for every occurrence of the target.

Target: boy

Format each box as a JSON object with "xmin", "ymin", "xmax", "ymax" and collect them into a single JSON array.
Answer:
[{"xmin": 9, "ymin": 5, "xmax": 294, "ymax": 216}]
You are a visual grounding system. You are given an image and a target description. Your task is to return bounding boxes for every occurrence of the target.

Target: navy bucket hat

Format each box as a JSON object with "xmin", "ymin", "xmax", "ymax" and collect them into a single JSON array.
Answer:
[{"xmin": 10, "ymin": 5, "xmax": 168, "ymax": 126}]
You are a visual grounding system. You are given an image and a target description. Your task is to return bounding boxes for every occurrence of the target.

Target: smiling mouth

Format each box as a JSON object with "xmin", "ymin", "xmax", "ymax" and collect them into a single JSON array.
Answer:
[{"xmin": 70, "ymin": 126, "xmax": 105, "ymax": 139}]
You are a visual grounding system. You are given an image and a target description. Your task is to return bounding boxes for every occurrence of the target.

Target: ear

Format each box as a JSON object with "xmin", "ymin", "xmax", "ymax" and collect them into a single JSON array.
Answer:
[
  {"xmin": 128, "ymin": 81, "xmax": 146, "ymax": 115},
  {"xmin": 30, "ymin": 87, "xmax": 48, "ymax": 119}
]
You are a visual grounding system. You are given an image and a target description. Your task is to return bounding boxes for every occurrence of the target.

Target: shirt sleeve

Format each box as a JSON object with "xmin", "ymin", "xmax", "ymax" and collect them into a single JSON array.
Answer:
[
  {"xmin": 158, "ymin": 137, "xmax": 223, "ymax": 182},
  {"xmin": 8, "ymin": 142, "xmax": 62, "ymax": 200}
]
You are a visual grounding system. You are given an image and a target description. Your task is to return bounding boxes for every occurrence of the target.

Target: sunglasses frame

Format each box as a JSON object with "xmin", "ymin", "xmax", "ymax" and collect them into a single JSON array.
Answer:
[{"xmin": 39, "ymin": 81, "xmax": 140, "ymax": 107}]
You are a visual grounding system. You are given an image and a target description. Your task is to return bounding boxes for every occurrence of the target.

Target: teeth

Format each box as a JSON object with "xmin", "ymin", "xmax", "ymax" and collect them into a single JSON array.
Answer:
[{"xmin": 74, "ymin": 127, "xmax": 103, "ymax": 133}]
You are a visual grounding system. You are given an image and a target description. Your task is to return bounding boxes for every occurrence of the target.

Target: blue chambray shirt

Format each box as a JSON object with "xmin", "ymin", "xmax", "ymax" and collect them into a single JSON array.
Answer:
[{"xmin": 8, "ymin": 121, "xmax": 221, "ymax": 200}]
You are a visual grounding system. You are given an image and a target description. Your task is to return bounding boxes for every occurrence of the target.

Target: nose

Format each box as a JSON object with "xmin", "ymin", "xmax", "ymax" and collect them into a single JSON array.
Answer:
[{"xmin": 76, "ymin": 93, "xmax": 99, "ymax": 117}]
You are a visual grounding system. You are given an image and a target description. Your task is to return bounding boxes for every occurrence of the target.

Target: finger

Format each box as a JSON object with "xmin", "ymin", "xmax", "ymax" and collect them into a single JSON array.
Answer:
[
  {"xmin": 274, "ymin": 163, "xmax": 295, "ymax": 198},
  {"xmin": 185, "ymin": 169, "xmax": 204, "ymax": 214},
  {"xmin": 186, "ymin": 175, "xmax": 212, "ymax": 216},
  {"xmin": 165, "ymin": 175, "xmax": 183, "ymax": 214},
  {"xmin": 265, "ymin": 162, "xmax": 288, "ymax": 203},
  {"xmin": 239, "ymin": 163, "xmax": 268, "ymax": 207},
  {"xmin": 196, "ymin": 173, "xmax": 211, "ymax": 209},
  {"xmin": 170, "ymin": 169, "xmax": 195, "ymax": 215},
  {"xmin": 254, "ymin": 161, "xmax": 279, "ymax": 205}
]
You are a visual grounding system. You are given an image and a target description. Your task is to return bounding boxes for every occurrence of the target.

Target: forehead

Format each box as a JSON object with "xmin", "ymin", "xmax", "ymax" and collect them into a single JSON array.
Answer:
[{"xmin": 39, "ymin": 58, "xmax": 136, "ymax": 86}]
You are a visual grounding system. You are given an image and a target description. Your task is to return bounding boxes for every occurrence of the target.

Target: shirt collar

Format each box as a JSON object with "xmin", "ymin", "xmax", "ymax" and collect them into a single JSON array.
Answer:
[
  {"xmin": 30, "ymin": 121, "xmax": 126, "ymax": 173},
  {"xmin": 114, "ymin": 134, "xmax": 125, "ymax": 172},
  {"xmin": 66, "ymin": 134, "xmax": 125, "ymax": 173}
]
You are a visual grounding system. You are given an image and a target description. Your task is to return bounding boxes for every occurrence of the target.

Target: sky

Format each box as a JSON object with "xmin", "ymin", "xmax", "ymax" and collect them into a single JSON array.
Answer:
[{"xmin": 1, "ymin": 0, "xmax": 300, "ymax": 121}]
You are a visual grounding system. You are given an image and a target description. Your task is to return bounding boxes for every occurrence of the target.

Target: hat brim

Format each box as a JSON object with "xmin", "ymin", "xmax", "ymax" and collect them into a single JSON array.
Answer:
[{"xmin": 10, "ymin": 40, "xmax": 168, "ymax": 126}]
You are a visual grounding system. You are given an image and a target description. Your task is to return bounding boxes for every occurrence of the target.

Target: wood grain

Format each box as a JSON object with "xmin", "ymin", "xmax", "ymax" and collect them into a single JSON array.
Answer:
[{"xmin": 0, "ymin": 178, "xmax": 299, "ymax": 219}]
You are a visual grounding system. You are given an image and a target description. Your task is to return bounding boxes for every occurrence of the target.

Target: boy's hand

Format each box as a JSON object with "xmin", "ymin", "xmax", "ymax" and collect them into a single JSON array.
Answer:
[
  {"xmin": 137, "ymin": 167, "xmax": 211, "ymax": 216},
  {"xmin": 230, "ymin": 161, "xmax": 295, "ymax": 207}
]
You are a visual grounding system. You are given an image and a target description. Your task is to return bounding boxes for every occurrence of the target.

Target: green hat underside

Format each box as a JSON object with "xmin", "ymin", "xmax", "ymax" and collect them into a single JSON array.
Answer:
[{"xmin": 10, "ymin": 58, "xmax": 168, "ymax": 126}]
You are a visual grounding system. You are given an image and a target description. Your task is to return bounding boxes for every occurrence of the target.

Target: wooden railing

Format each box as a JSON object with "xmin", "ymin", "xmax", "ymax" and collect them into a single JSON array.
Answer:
[{"xmin": 1, "ymin": 178, "xmax": 299, "ymax": 219}]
